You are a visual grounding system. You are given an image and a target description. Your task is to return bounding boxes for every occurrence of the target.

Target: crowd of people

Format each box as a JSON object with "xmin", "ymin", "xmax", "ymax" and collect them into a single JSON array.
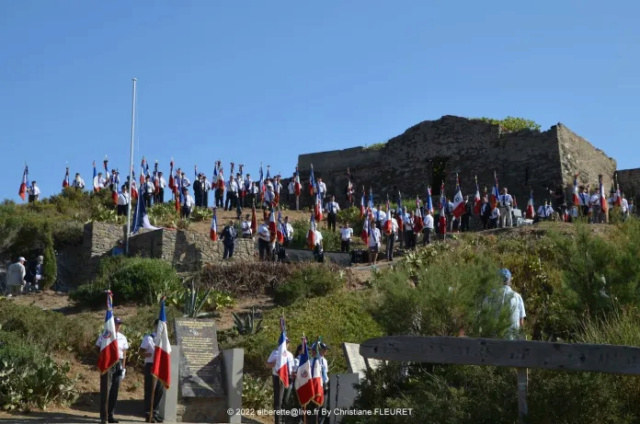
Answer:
[{"xmin": 2, "ymin": 255, "xmax": 44, "ymax": 297}]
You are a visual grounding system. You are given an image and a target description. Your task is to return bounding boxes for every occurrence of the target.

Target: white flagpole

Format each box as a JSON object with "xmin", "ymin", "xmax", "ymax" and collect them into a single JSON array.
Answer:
[{"xmin": 126, "ymin": 78, "xmax": 137, "ymax": 254}]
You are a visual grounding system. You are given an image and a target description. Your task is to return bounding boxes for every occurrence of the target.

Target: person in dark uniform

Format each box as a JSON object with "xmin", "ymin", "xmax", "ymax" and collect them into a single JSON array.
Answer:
[
  {"xmin": 140, "ymin": 320, "xmax": 165, "ymax": 423},
  {"xmin": 96, "ymin": 317, "xmax": 129, "ymax": 424}
]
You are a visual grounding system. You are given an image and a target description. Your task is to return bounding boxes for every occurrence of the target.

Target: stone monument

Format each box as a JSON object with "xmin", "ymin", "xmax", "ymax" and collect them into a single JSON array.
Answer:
[{"xmin": 174, "ymin": 318, "xmax": 227, "ymax": 422}]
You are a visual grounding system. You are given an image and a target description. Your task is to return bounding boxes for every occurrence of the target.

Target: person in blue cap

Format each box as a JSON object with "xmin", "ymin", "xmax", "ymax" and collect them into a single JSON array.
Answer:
[{"xmin": 486, "ymin": 269, "xmax": 526, "ymax": 340}]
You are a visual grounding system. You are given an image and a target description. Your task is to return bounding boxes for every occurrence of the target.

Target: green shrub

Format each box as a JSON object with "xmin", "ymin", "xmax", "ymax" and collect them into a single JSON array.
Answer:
[
  {"xmin": 273, "ymin": 265, "xmax": 344, "ymax": 306},
  {"xmin": 70, "ymin": 257, "xmax": 181, "ymax": 308},
  {"xmin": 42, "ymin": 224, "xmax": 57, "ymax": 290},
  {"xmin": 235, "ymin": 290, "xmax": 383, "ymax": 379},
  {"xmin": 242, "ymin": 374, "xmax": 271, "ymax": 410},
  {"xmin": 0, "ymin": 301, "xmax": 96, "ymax": 354},
  {"xmin": 0, "ymin": 331, "xmax": 78, "ymax": 410},
  {"xmin": 473, "ymin": 116, "xmax": 541, "ymax": 132}
]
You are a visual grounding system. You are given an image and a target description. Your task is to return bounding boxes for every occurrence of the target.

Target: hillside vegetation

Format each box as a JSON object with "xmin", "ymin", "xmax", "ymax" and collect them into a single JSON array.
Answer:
[{"xmin": 2, "ymin": 189, "xmax": 640, "ymax": 423}]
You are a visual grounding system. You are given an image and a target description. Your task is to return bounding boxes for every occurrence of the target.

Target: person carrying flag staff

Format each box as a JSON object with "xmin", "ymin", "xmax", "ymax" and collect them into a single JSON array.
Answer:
[
  {"xmin": 266, "ymin": 319, "xmax": 294, "ymax": 424},
  {"xmin": 140, "ymin": 319, "xmax": 165, "ymax": 423},
  {"xmin": 96, "ymin": 311, "xmax": 129, "ymax": 424}
]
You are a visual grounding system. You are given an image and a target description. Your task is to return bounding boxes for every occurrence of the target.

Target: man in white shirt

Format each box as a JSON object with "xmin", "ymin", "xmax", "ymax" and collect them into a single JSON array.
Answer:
[
  {"xmin": 143, "ymin": 175, "xmax": 155, "ymax": 209},
  {"xmin": 140, "ymin": 319, "xmax": 164, "ymax": 423},
  {"xmin": 403, "ymin": 211, "xmax": 415, "ymax": 250},
  {"xmin": 72, "ymin": 173, "xmax": 85, "ymax": 190},
  {"xmin": 241, "ymin": 214, "xmax": 253, "ymax": 239},
  {"xmin": 27, "ymin": 181, "xmax": 40, "ymax": 203},
  {"xmin": 117, "ymin": 185, "xmax": 130, "ymax": 216},
  {"xmin": 181, "ymin": 187, "xmax": 195, "ymax": 219},
  {"xmin": 317, "ymin": 178, "xmax": 327, "ymax": 200},
  {"xmin": 287, "ymin": 179, "xmax": 295, "ymax": 208},
  {"xmin": 621, "ymin": 195, "xmax": 630, "ymax": 220},
  {"xmin": 589, "ymin": 190, "xmax": 601, "ymax": 223},
  {"xmin": 257, "ymin": 218, "xmax": 271, "ymax": 260},
  {"xmin": 499, "ymin": 187, "xmax": 513, "ymax": 228},
  {"xmin": 96, "ymin": 317, "xmax": 129, "ymax": 424},
  {"xmin": 368, "ymin": 219, "xmax": 382, "ymax": 265},
  {"xmin": 283, "ymin": 216, "xmax": 294, "ymax": 246},
  {"xmin": 226, "ymin": 175, "xmax": 239, "ymax": 212},
  {"xmin": 423, "ymin": 210, "xmax": 434, "ymax": 246},
  {"xmin": 489, "ymin": 206, "xmax": 500, "ymax": 229},
  {"xmin": 484, "ymin": 269, "xmax": 526, "ymax": 340},
  {"xmin": 263, "ymin": 185, "xmax": 275, "ymax": 209},
  {"xmin": 243, "ymin": 174, "xmax": 253, "ymax": 207},
  {"xmin": 325, "ymin": 195, "xmax": 340, "ymax": 232},
  {"xmin": 373, "ymin": 205, "xmax": 386, "ymax": 229},
  {"xmin": 385, "ymin": 212, "xmax": 399, "ymax": 261},
  {"xmin": 313, "ymin": 228, "xmax": 324, "ymax": 263},
  {"xmin": 340, "ymin": 222, "xmax": 353, "ymax": 253},
  {"xmin": 266, "ymin": 338, "xmax": 294, "ymax": 424}
]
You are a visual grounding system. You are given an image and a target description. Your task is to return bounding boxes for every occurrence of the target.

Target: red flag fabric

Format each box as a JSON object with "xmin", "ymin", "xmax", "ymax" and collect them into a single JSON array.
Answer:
[
  {"xmin": 97, "ymin": 292, "xmax": 119, "ymax": 374},
  {"xmin": 19, "ymin": 167, "xmax": 28, "ymax": 200},
  {"xmin": 150, "ymin": 300, "xmax": 172, "ymax": 389}
]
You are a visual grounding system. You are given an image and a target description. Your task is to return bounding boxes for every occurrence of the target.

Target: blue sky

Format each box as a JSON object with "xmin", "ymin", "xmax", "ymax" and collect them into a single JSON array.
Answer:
[{"xmin": 1, "ymin": 0, "xmax": 638, "ymax": 201}]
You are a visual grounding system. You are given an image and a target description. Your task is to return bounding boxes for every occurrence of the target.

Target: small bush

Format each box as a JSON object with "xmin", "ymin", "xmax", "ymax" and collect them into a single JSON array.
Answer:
[
  {"xmin": 0, "ymin": 331, "xmax": 78, "ymax": 410},
  {"xmin": 288, "ymin": 220, "xmax": 341, "ymax": 251},
  {"xmin": 70, "ymin": 257, "xmax": 181, "ymax": 308},
  {"xmin": 273, "ymin": 265, "xmax": 344, "ymax": 306},
  {"xmin": 242, "ymin": 374, "xmax": 271, "ymax": 410}
]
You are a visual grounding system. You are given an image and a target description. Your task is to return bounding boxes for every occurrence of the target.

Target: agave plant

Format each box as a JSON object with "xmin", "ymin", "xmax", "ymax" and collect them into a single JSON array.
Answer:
[{"xmin": 232, "ymin": 307, "xmax": 263, "ymax": 335}]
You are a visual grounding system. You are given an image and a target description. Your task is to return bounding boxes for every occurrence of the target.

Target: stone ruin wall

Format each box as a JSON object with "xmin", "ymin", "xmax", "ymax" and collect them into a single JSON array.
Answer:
[
  {"xmin": 617, "ymin": 168, "xmax": 640, "ymax": 202},
  {"xmin": 297, "ymin": 116, "xmax": 617, "ymax": 207}
]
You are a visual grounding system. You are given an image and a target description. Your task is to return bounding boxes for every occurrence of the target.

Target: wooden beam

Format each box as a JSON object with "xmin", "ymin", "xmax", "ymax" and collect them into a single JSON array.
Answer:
[{"xmin": 359, "ymin": 336, "xmax": 640, "ymax": 375}]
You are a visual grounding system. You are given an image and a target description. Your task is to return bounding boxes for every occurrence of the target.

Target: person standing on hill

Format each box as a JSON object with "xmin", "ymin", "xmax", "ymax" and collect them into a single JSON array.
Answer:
[
  {"xmin": 257, "ymin": 218, "xmax": 271, "ymax": 261},
  {"xmin": 484, "ymin": 269, "xmax": 526, "ymax": 340},
  {"xmin": 340, "ymin": 221, "xmax": 353, "ymax": 253},
  {"xmin": 423, "ymin": 210, "xmax": 434, "ymax": 245},
  {"xmin": 266, "ymin": 337, "xmax": 294, "ymax": 424},
  {"xmin": 368, "ymin": 219, "xmax": 381, "ymax": 264},
  {"xmin": 180, "ymin": 187, "xmax": 195, "ymax": 219},
  {"xmin": 72, "ymin": 173, "xmax": 86, "ymax": 190},
  {"xmin": 27, "ymin": 181, "xmax": 40, "ymax": 203},
  {"xmin": 5, "ymin": 257, "xmax": 26, "ymax": 296},
  {"xmin": 384, "ymin": 211, "xmax": 398, "ymax": 261},
  {"xmin": 499, "ymin": 187, "xmax": 513, "ymax": 228},
  {"xmin": 221, "ymin": 220, "xmax": 238, "ymax": 259},
  {"xmin": 96, "ymin": 317, "xmax": 129, "ymax": 424},
  {"xmin": 325, "ymin": 195, "xmax": 340, "ymax": 232},
  {"xmin": 140, "ymin": 320, "xmax": 164, "ymax": 423},
  {"xmin": 193, "ymin": 174, "xmax": 203, "ymax": 208}
]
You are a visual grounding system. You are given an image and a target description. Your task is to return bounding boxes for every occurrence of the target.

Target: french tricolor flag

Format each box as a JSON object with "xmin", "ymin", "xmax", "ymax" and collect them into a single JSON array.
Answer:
[
  {"xmin": 360, "ymin": 213, "xmax": 369, "ymax": 245},
  {"xmin": 295, "ymin": 337, "xmax": 315, "ymax": 406},
  {"xmin": 151, "ymin": 299, "xmax": 172, "ymax": 389},
  {"xmin": 473, "ymin": 176, "xmax": 482, "ymax": 215},
  {"xmin": 599, "ymin": 174, "xmax": 608, "ymax": 213},
  {"xmin": 314, "ymin": 193, "xmax": 323, "ymax": 222},
  {"xmin": 614, "ymin": 183, "xmax": 622, "ymax": 207},
  {"xmin": 269, "ymin": 207, "xmax": 277, "ymax": 242},
  {"xmin": 307, "ymin": 212, "xmax": 316, "ymax": 249},
  {"xmin": 93, "ymin": 161, "xmax": 100, "ymax": 192},
  {"xmin": 573, "ymin": 174, "xmax": 580, "ymax": 207},
  {"xmin": 276, "ymin": 211, "xmax": 285, "ymax": 244},
  {"xmin": 490, "ymin": 172, "xmax": 499, "ymax": 210},
  {"xmin": 383, "ymin": 198, "xmax": 393, "ymax": 235},
  {"xmin": 19, "ymin": 165, "xmax": 28, "ymax": 201},
  {"xmin": 309, "ymin": 164, "xmax": 315, "ymax": 196},
  {"xmin": 210, "ymin": 210, "xmax": 218, "ymax": 241},
  {"xmin": 294, "ymin": 166, "xmax": 301, "ymax": 197},
  {"xmin": 526, "ymin": 190, "xmax": 535, "ymax": 219},
  {"xmin": 98, "ymin": 291, "xmax": 119, "ymax": 374},
  {"xmin": 62, "ymin": 167, "xmax": 70, "ymax": 188},
  {"xmin": 452, "ymin": 175, "xmax": 465, "ymax": 218},
  {"xmin": 276, "ymin": 318, "xmax": 290, "ymax": 388},
  {"xmin": 311, "ymin": 341, "xmax": 324, "ymax": 406},
  {"xmin": 426, "ymin": 187, "xmax": 434, "ymax": 214},
  {"xmin": 439, "ymin": 182, "xmax": 447, "ymax": 235},
  {"xmin": 360, "ymin": 188, "xmax": 366, "ymax": 218}
]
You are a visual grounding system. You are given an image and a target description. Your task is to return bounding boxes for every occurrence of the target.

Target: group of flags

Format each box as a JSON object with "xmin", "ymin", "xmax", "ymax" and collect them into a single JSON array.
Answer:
[
  {"xmin": 98, "ymin": 292, "xmax": 171, "ymax": 390},
  {"xmin": 276, "ymin": 317, "xmax": 325, "ymax": 409}
]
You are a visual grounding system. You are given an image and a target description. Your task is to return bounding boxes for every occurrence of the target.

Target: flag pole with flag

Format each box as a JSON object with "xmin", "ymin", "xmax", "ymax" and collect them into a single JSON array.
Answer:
[
  {"xmin": 599, "ymin": 174, "xmax": 609, "ymax": 217},
  {"xmin": 526, "ymin": 189, "xmax": 535, "ymax": 219},
  {"xmin": 307, "ymin": 211, "xmax": 316, "ymax": 249},
  {"xmin": 309, "ymin": 164, "xmax": 316, "ymax": 197},
  {"xmin": 311, "ymin": 337, "xmax": 325, "ymax": 407},
  {"xmin": 209, "ymin": 208, "xmax": 218, "ymax": 241},
  {"xmin": 490, "ymin": 171, "xmax": 499, "ymax": 210},
  {"xmin": 294, "ymin": 166, "xmax": 301, "ymax": 210},
  {"xmin": 426, "ymin": 187, "xmax": 434, "ymax": 214},
  {"xmin": 473, "ymin": 176, "xmax": 482, "ymax": 215},
  {"xmin": 614, "ymin": 173, "xmax": 622, "ymax": 207},
  {"xmin": 93, "ymin": 161, "xmax": 100, "ymax": 192},
  {"xmin": 295, "ymin": 335, "xmax": 315, "ymax": 408},
  {"xmin": 573, "ymin": 174, "xmax": 581, "ymax": 208},
  {"xmin": 98, "ymin": 291, "xmax": 119, "ymax": 374},
  {"xmin": 276, "ymin": 316, "xmax": 290, "ymax": 388},
  {"xmin": 149, "ymin": 297, "xmax": 171, "ymax": 422},
  {"xmin": 19, "ymin": 165, "xmax": 28, "ymax": 201},
  {"xmin": 452, "ymin": 174, "xmax": 465, "ymax": 218},
  {"xmin": 63, "ymin": 166, "xmax": 70, "ymax": 188},
  {"xmin": 396, "ymin": 190, "xmax": 404, "ymax": 234},
  {"xmin": 359, "ymin": 186, "xmax": 366, "ymax": 218},
  {"xmin": 439, "ymin": 182, "xmax": 447, "ymax": 237}
]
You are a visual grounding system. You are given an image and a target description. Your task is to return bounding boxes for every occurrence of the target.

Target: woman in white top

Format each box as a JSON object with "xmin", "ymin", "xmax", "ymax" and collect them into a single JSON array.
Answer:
[{"xmin": 368, "ymin": 219, "xmax": 381, "ymax": 265}]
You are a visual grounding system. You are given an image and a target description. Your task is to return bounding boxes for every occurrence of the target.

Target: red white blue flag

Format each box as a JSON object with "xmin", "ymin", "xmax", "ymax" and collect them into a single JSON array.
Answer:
[
  {"xmin": 360, "ymin": 187, "xmax": 366, "ymax": 218},
  {"xmin": 311, "ymin": 339, "xmax": 325, "ymax": 406},
  {"xmin": 452, "ymin": 174, "xmax": 465, "ymax": 218},
  {"xmin": 309, "ymin": 164, "xmax": 316, "ymax": 196},
  {"xmin": 210, "ymin": 209, "xmax": 218, "ymax": 241},
  {"xmin": 490, "ymin": 172, "xmax": 499, "ymax": 210},
  {"xmin": 526, "ymin": 190, "xmax": 535, "ymax": 219},
  {"xmin": 19, "ymin": 165, "xmax": 28, "ymax": 200},
  {"xmin": 426, "ymin": 187, "xmax": 434, "ymax": 214},
  {"xmin": 307, "ymin": 211, "xmax": 316, "ymax": 249},
  {"xmin": 276, "ymin": 317, "xmax": 290, "ymax": 388},
  {"xmin": 295, "ymin": 336, "xmax": 315, "ymax": 406},
  {"xmin": 151, "ymin": 298, "xmax": 172, "ymax": 389},
  {"xmin": 599, "ymin": 175, "xmax": 608, "ymax": 212},
  {"xmin": 439, "ymin": 182, "xmax": 447, "ymax": 235},
  {"xmin": 98, "ymin": 291, "xmax": 119, "ymax": 374},
  {"xmin": 473, "ymin": 176, "xmax": 481, "ymax": 215},
  {"xmin": 62, "ymin": 167, "xmax": 70, "ymax": 188},
  {"xmin": 573, "ymin": 174, "xmax": 580, "ymax": 207}
]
